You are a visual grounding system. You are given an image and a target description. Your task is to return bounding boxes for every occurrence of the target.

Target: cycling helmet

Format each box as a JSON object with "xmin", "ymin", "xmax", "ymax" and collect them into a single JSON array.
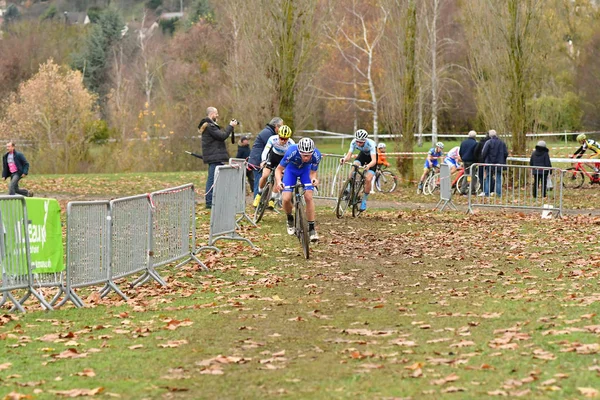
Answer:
[
  {"xmin": 297, "ymin": 137, "xmax": 315, "ymax": 153},
  {"xmin": 278, "ymin": 125, "xmax": 292, "ymax": 139},
  {"xmin": 577, "ymin": 133, "xmax": 587, "ymax": 143},
  {"xmin": 355, "ymin": 129, "xmax": 368, "ymax": 140},
  {"xmin": 436, "ymin": 142, "xmax": 444, "ymax": 149},
  {"xmin": 377, "ymin": 143, "xmax": 386, "ymax": 149}
]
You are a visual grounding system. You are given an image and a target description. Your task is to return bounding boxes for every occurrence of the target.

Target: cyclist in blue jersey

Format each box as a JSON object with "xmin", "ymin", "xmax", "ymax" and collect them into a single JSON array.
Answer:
[
  {"xmin": 253, "ymin": 125, "xmax": 295, "ymax": 208},
  {"xmin": 418, "ymin": 142, "xmax": 444, "ymax": 193},
  {"xmin": 339, "ymin": 129, "xmax": 377, "ymax": 211},
  {"xmin": 275, "ymin": 138, "xmax": 322, "ymax": 242}
]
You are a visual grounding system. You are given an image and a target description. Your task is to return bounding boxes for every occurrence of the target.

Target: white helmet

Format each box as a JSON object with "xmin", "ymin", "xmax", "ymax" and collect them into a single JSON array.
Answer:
[
  {"xmin": 436, "ymin": 142, "xmax": 444, "ymax": 149},
  {"xmin": 377, "ymin": 143, "xmax": 386, "ymax": 150},
  {"xmin": 354, "ymin": 129, "xmax": 368, "ymax": 140},
  {"xmin": 297, "ymin": 137, "xmax": 315, "ymax": 153}
]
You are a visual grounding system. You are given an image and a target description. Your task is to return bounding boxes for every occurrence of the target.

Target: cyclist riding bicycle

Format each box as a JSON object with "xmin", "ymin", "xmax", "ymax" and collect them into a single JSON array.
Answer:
[
  {"xmin": 418, "ymin": 142, "xmax": 444, "ymax": 193},
  {"xmin": 573, "ymin": 133, "xmax": 600, "ymax": 174},
  {"xmin": 339, "ymin": 129, "xmax": 378, "ymax": 211},
  {"xmin": 253, "ymin": 125, "xmax": 295, "ymax": 208},
  {"xmin": 276, "ymin": 138, "xmax": 322, "ymax": 242},
  {"xmin": 377, "ymin": 143, "xmax": 390, "ymax": 168},
  {"xmin": 444, "ymin": 146, "xmax": 461, "ymax": 174}
]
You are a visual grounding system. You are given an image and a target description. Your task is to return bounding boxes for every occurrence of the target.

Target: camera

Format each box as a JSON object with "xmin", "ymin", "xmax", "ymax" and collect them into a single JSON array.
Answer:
[{"xmin": 231, "ymin": 119, "xmax": 240, "ymax": 125}]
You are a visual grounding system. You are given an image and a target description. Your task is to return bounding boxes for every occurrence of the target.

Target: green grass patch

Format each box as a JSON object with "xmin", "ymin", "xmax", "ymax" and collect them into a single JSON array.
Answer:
[{"xmin": 2, "ymin": 200, "xmax": 600, "ymax": 398}]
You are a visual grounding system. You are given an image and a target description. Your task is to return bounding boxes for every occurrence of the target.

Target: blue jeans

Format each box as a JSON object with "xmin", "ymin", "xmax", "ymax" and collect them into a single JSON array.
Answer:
[
  {"xmin": 8, "ymin": 173, "xmax": 30, "ymax": 196},
  {"xmin": 205, "ymin": 162, "xmax": 223, "ymax": 207},
  {"xmin": 253, "ymin": 168, "xmax": 262, "ymax": 196},
  {"xmin": 484, "ymin": 166, "xmax": 503, "ymax": 196}
]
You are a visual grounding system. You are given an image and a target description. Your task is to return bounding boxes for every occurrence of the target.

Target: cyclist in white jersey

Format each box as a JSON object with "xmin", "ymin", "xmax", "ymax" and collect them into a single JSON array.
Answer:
[
  {"xmin": 444, "ymin": 146, "xmax": 461, "ymax": 174},
  {"xmin": 253, "ymin": 125, "xmax": 295, "ymax": 208},
  {"xmin": 339, "ymin": 129, "xmax": 378, "ymax": 211}
]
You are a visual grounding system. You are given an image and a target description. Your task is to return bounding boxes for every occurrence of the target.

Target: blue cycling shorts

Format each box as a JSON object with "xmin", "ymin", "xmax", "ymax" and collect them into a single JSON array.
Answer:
[{"xmin": 282, "ymin": 165, "xmax": 314, "ymax": 192}]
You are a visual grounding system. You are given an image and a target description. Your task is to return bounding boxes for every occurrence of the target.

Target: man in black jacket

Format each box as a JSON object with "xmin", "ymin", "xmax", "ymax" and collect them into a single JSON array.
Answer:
[
  {"xmin": 481, "ymin": 129, "xmax": 508, "ymax": 197},
  {"xmin": 2, "ymin": 142, "xmax": 33, "ymax": 197},
  {"xmin": 236, "ymin": 136, "xmax": 254, "ymax": 193},
  {"xmin": 247, "ymin": 117, "xmax": 284, "ymax": 197},
  {"xmin": 530, "ymin": 140, "xmax": 552, "ymax": 198},
  {"xmin": 458, "ymin": 130, "xmax": 478, "ymax": 194},
  {"xmin": 473, "ymin": 132, "xmax": 490, "ymax": 194},
  {"xmin": 198, "ymin": 107, "xmax": 238, "ymax": 209}
]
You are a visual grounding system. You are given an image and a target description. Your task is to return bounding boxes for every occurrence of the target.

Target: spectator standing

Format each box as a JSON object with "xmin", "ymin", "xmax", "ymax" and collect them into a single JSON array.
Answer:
[
  {"xmin": 198, "ymin": 107, "xmax": 238, "ymax": 209},
  {"xmin": 2, "ymin": 142, "xmax": 33, "ymax": 197},
  {"xmin": 529, "ymin": 140, "xmax": 552, "ymax": 198},
  {"xmin": 247, "ymin": 117, "xmax": 284, "ymax": 197},
  {"xmin": 473, "ymin": 131, "xmax": 490, "ymax": 193},
  {"xmin": 481, "ymin": 129, "xmax": 508, "ymax": 197},
  {"xmin": 236, "ymin": 136, "xmax": 254, "ymax": 193},
  {"xmin": 458, "ymin": 130, "xmax": 478, "ymax": 194}
]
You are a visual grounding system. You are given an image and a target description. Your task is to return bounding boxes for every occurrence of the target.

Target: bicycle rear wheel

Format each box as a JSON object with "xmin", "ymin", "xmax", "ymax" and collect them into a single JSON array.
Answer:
[
  {"xmin": 562, "ymin": 168, "xmax": 584, "ymax": 189},
  {"xmin": 456, "ymin": 173, "xmax": 480, "ymax": 195},
  {"xmin": 335, "ymin": 178, "xmax": 353, "ymax": 218},
  {"xmin": 295, "ymin": 195, "xmax": 310, "ymax": 259},
  {"xmin": 352, "ymin": 177, "xmax": 366, "ymax": 217},
  {"xmin": 375, "ymin": 170, "xmax": 398, "ymax": 193},
  {"xmin": 254, "ymin": 180, "xmax": 273, "ymax": 223}
]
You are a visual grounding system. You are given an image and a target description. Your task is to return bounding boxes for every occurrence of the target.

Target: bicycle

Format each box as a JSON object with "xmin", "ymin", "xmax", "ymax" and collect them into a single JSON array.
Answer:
[
  {"xmin": 289, "ymin": 182, "xmax": 310, "ymax": 259},
  {"xmin": 335, "ymin": 164, "xmax": 366, "ymax": 218},
  {"xmin": 454, "ymin": 167, "xmax": 481, "ymax": 194},
  {"xmin": 563, "ymin": 160, "xmax": 600, "ymax": 189},
  {"xmin": 254, "ymin": 168, "xmax": 279, "ymax": 223},
  {"xmin": 425, "ymin": 166, "xmax": 481, "ymax": 196},
  {"xmin": 374, "ymin": 165, "xmax": 398, "ymax": 193}
]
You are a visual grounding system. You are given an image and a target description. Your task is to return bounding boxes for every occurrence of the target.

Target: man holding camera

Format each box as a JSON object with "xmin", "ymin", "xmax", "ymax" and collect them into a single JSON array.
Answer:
[{"xmin": 198, "ymin": 106, "xmax": 238, "ymax": 209}]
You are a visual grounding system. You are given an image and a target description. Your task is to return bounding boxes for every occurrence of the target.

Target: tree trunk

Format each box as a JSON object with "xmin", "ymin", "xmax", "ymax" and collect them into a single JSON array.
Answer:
[{"xmin": 399, "ymin": 0, "xmax": 418, "ymax": 181}]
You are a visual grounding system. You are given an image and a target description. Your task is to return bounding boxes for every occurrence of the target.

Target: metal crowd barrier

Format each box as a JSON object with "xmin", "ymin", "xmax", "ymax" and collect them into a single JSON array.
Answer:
[
  {"xmin": 209, "ymin": 165, "xmax": 255, "ymax": 248},
  {"xmin": 107, "ymin": 194, "xmax": 156, "ymax": 300},
  {"xmin": 0, "ymin": 196, "xmax": 53, "ymax": 312},
  {"xmin": 229, "ymin": 158, "xmax": 255, "ymax": 226},
  {"xmin": 62, "ymin": 201, "xmax": 116, "ymax": 307},
  {"xmin": 434, "ymin": 164, "xmax": 457, "ymax": 211},
  {"xmin": 317, "ymin": 153, "xmax": 351, "ymax": 200},
  {"xmin": 468, "ymin": 163, "xmax": 563, "ymax": 216},
  {"xmin": 149, "ymin": 184, "xmax": 209, "ymax": 272}
]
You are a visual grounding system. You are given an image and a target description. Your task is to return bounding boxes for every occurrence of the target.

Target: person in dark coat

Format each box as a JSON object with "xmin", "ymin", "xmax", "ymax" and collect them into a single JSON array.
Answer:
[
  {"xmin": 530, "ymin": 140, "xmax": 552, "ymax": 198},
  {"xmin": 2, "ymin": 142, "xmax": 33, "ymax": 197},
  {"xmin": 247, "ymin": 117, "xmax": 284, "ymax": 196},
  {"xmin": 458, "ymin": 130, "xmax": 478, "ymax": 194},
  {"xmin": 473, "ymin": 131, "xmax": 490, "ymax": 194},
  {"xmin": 198, "ymin": 106, "xmax": 238, "ymax": 209},
  {"xmin": 481, "ymin": 129, "xmax": 508, "ymax": 197},
  {"xmin": 236, "ymin": 136, "xmax": 254, "ymax": 193}
]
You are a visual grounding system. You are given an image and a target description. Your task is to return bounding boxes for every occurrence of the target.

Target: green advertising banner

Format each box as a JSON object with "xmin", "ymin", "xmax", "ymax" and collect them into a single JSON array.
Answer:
[{"xmin": 25, "ymin": 198, "xmax": 64, "ymax": 274}]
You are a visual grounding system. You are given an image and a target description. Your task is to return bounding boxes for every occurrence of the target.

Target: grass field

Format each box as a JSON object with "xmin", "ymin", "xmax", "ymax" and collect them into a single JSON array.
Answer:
[{"xmin": 2, "ymin": 173, "xmax": 600, "ymax": 399}]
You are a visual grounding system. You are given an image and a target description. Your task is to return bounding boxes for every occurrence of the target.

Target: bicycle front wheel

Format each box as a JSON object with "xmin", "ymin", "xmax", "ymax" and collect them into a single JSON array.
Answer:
[
  {"xmin": 254, "ymin": 181, "xmax": 273, "ymax": 223},
  {"xmin": 335, "ymin": 178, "xmax": 353, "ymax": 218},
  {"xmin": 563, "ymin": 168, "xmax": 584, "ymax": 189},
  {"xmin": 352, "ymin": 177, "xmax": 366, "ymax": 217},
  {"xmin": 375, "ymin": 170, "xmax": 398, "ymax": 193},
  {"xmin": 295, "ymin": 197, "xmax": 310, "ymax": 259},
  {"xmin": 426, "ymin": 172, "xmax": 440, "ymax": 196}
]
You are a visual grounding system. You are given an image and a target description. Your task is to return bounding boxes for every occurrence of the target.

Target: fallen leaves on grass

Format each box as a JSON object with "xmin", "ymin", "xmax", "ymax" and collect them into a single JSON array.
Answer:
[
  {"xmin": 158, "ymin": 340, "xmax": 188, "ymax": 348},
  {"xmin": 49, "ymin": 387, "xmax": 104, "ymax": 397},
  {"xmin": 578, "ymin": 388, "xmax": 600, "ymax": 398}
]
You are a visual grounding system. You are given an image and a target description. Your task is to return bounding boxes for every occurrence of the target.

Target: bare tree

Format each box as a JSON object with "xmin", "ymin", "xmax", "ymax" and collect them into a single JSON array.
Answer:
[
  {"xmin": 463, "ymin": 0, "xmax": 547, "ymax": 155},
  {"xmin": 380, "ymin": 0, "xmax": 419, "ymax": 180},
  {"xmin": 136, "ymin": 11, "xmax": 167, "ymax": 107},
  {"xmin": 318, "ymin": 0, "xmax": 388, "ymax": 140}
]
